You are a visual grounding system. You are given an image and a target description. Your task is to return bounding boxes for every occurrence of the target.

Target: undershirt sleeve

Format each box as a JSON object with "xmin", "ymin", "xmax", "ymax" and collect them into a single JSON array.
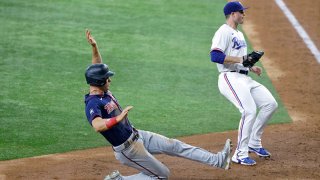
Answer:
[{"xmin": 210, "ymin": 50, "xmax": 226, "ymax": 64}]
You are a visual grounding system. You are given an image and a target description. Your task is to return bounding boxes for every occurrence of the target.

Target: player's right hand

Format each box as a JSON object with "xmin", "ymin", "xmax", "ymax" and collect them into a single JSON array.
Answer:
[{"xmin": 250, "ymin": 66, "xmax": 262, "ymax": 76}]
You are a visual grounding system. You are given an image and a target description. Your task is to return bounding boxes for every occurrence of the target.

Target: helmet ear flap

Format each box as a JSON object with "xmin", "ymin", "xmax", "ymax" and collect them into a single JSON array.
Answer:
[
  {"xmin": 86, "ymin": 76, "xmax": 106, "ymax": 86},
  {"xmin": 85, "ymin": 64, "xmax": 114, "ymax": 86}
]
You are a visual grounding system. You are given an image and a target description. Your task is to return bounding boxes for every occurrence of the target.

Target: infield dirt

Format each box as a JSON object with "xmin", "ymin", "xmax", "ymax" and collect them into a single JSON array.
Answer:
[{"xmin": 0, "ymin": 0, "xmax": 319, "ymax": 179}]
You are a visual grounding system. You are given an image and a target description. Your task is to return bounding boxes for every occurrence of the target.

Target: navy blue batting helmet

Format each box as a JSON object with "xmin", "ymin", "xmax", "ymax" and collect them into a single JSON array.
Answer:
[{"xmin": 85, "ymin": 63, "xmax": 115, "ymax": 86}]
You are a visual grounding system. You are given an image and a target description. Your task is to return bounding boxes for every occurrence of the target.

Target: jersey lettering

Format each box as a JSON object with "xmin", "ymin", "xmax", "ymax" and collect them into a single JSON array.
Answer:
[
  {"xmin": 232, "ymin": 37, "xmax": 246, "ymax": 50},
  {"xmin": 104, "ymin": 101, "xmax": 118, "ymax": 114}
]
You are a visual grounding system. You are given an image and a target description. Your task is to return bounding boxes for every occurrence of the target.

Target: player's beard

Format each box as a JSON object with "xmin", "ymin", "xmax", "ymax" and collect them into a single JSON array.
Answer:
[
  {"xmin": 239, "ymin": 18, "xmax": 244, "ymax": 24},
  {"xmin": 103, "ymin": 81, "xmax": 110, "ymax": 92},
  {"xmin": 103, "ymin": 84, "xmax": 109, "ymax": 92},
  {"xmin": 103, "ymin": 78, "xmax": 111, "ymax": 92},
  {"xmin": 238, "ymin": 15, "xmax": 244, "ymax": 24}
]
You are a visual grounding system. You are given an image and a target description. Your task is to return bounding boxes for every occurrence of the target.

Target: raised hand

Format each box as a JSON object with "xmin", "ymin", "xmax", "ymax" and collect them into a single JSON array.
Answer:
[{"xmin": 86, "ymin": 29, "xmax": 97, "ymax": 47}]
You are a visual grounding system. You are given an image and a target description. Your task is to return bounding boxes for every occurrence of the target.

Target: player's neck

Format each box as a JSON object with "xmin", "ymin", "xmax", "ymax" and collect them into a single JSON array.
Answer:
[
  {"xmin": 89, "ymin": 86, "xmax": 105, "ymax": 95},
  {"xmin": 226, "ymin": 20, "xmax": 238, "ymax": 30}
]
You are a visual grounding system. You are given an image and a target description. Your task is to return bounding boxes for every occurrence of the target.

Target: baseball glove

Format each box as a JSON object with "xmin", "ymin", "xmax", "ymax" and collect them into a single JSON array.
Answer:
[{"xmin": 242, "ymin": 51, "xmax": 264, "ymax": 68}]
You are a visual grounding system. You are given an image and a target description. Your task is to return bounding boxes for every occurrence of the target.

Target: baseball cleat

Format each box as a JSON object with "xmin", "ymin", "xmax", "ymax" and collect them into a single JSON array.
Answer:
[
  {"xmin": 104, "ymin": 170, "xmax": 121, "ymax": 180},
  {"xmin": 249, "ymin": 147, "xmax": 271, "ymax": 157},
  {"xmin": 221, "ymin": 139, "xmax": 232, "ymax": 170},
  {"xmin": 232, "ymin": 156, "xmax": 256, "ymax": 166}
]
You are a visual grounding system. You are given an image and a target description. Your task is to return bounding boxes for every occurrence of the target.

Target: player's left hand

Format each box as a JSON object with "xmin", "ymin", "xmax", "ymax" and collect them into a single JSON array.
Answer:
[
  {"xmin": 242, "ymin": 51, "xmax": 264, "ymax": 68},
  {"xmin": 86, "ymin": 29, "xmax": 97, "ymax": 47},
  {"xmin": 116, "ymin": 106, "xmax": 133, "ymax": 122},
  {"xmin": 250, "ymin": 66, "xmax": 262, "ymax": 76}
]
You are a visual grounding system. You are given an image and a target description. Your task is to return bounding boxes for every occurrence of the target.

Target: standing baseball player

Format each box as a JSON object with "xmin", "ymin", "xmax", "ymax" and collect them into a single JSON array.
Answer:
[
  {"xmin": 84, "ymin": 30, "xmax": 232, "ymax": 179},
  {"xmin": 209, "ymin": 1, "xmax": 278, "ymax": 166}
]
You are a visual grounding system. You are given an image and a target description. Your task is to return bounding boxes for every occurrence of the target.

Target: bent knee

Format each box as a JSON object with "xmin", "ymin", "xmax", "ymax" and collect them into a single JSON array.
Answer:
[
  {"xmin": 160, "ymin": 138, "xmax": 182, "ymax": 153},
  {"xmin": 243, "ymin": 109, "xmax": 257, "ymax": 117},
  {"xmin": 156, "ymin": 167, "xmax": 170, "ymax": 179},
  {"xmin": 162, "ymin": 169, "xmax": 170, "ymax": 179},
  {"xmin": 268, "ymin": 100, "xmax": 278, "ymax": 111}
]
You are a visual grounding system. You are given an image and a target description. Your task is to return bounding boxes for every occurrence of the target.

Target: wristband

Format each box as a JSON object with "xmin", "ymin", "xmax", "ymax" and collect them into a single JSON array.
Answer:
[{"xmin": 105, "ymin": 117, "xmax": 117, "ymax": 129}]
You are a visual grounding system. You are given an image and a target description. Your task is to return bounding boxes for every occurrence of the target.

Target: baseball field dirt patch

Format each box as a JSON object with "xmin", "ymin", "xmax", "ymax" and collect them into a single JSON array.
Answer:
[{"xmin": 0, "ymin": 0, "xmax": 319, "ymax": 179}]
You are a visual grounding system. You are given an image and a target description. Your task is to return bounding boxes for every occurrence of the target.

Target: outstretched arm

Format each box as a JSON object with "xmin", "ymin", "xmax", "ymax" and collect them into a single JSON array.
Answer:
[
  {"xmin": 86, "ymin": 29, "xmax": 102, "ymax": 64},
  {"xmin": 91, "ymin": 106, "xmax": 133, "ymax": 132}
]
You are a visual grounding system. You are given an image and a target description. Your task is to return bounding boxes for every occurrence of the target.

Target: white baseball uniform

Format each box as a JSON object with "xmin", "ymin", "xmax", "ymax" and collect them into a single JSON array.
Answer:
[{"xmin": 210, "ymin": 24, "xmax": 278, "ymax": 160}]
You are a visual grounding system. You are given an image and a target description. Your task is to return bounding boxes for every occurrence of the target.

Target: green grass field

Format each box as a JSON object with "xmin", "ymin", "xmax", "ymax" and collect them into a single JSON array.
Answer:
[{"xmin": 0, "ymin": 0, "xmax": 291, "ymax": 160}]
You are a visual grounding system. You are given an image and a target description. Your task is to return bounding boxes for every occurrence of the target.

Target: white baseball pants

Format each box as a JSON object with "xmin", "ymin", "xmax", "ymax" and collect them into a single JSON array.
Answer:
[{"xmin": 218, "ymin": 72, "xmax": 278, "ymax": 160}]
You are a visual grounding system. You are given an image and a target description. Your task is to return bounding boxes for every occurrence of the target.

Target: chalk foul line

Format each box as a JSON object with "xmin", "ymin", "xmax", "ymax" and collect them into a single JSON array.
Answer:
[{"xmin": 275, "ymin": 0, "xmax": 320, "ymax": 63}]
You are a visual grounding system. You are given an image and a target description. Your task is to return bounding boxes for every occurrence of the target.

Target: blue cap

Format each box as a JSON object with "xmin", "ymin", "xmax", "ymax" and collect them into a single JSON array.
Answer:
[{"xmin": 223, "ymin": 1, "xmax": 248, "ymax": 16}]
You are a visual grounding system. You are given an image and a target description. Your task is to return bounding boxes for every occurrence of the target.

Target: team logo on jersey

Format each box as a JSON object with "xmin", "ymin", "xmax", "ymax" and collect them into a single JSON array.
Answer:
[
  {"xmin": 232, "ymin": 37, "xmax": 246, "ymax": 50},
  {"xmin": 90, "ymin": 108, "xmax": 94, "ymax": 115},
  {"xmin": 104, "ymin": 101, "xmax": 118, "ymax": 114}
]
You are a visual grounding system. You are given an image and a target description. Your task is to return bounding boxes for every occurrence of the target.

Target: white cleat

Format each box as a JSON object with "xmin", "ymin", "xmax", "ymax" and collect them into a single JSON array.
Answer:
[
  {"xmin": 221, "ymin": 139, "xmax": 232, "ymax": 170},
  {"xmin": 104, "ymin": 170, "xmax": 121, "ymax": 180}
]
